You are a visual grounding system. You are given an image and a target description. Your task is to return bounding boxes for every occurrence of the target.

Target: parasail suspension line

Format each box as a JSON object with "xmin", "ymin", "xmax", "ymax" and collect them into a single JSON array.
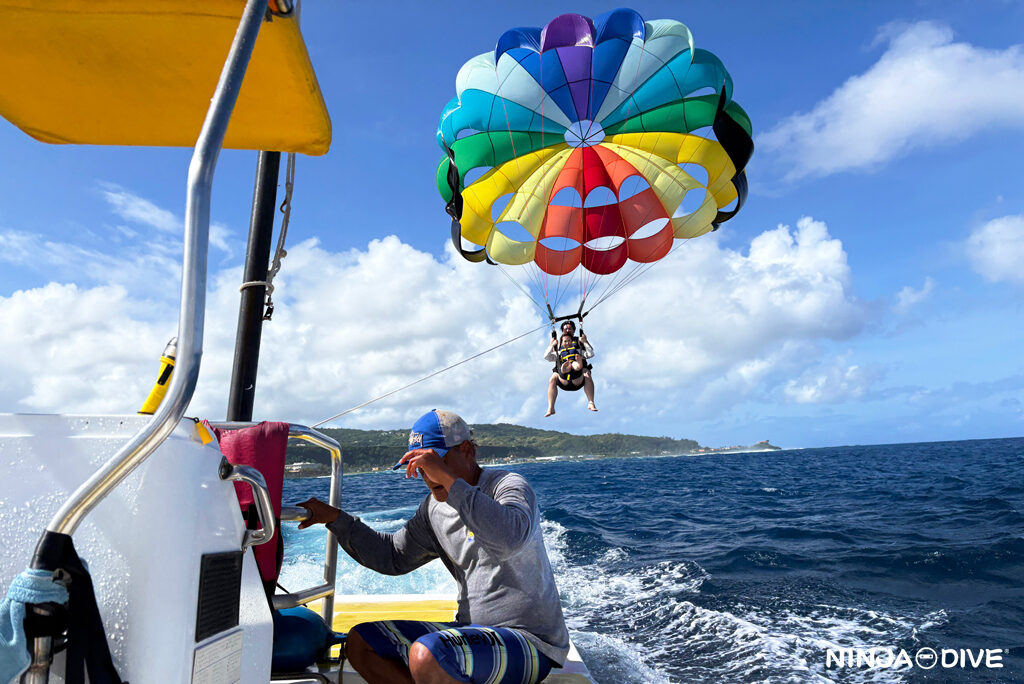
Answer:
[
  {"xmin": 311, "ymin": 324, "xmax": 547, "ymax": 428},
  {"xmin": 492, "ymin": 262, "xmax": 550, "ymax": 319}
]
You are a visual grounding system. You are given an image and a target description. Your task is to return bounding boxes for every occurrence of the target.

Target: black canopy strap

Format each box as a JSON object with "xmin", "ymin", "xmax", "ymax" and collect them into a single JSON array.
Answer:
[
  {"xmin": 29, "ymin": 531, "xmax": 126, "ymax": 684},
  {"xmin": 444, "ymin": 144, "xmax": 493, "ymax": 265},
  {"xmin": 712, "ymin": 170, "xmax": 748, "ymax": 228},
  {"xmin": 547, "ymin": 298, "xmax": 589, "ymax": 326},
  {"xmin": 711, "ymin": 86, "xmax": 754, "ymax": 228}
]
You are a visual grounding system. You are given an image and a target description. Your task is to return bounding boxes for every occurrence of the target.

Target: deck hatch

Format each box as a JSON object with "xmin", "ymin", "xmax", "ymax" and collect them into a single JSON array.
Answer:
[{"xmin": 195, "ymin": 551, "xmax": 244, "ymax": 642}]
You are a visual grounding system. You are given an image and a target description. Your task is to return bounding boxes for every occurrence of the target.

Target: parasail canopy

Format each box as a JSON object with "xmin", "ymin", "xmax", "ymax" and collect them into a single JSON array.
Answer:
[{"xmin": 437, "ymin": 8, "xmax": 752, "ymax": 320}]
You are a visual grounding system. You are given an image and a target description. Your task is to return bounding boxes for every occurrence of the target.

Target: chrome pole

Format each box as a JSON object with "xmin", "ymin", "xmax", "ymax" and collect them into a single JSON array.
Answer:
[
  {"xmin": 43, "ymin": 0, "xmax": 270, "ymax": 537},
  {"xmin": 23, "ymin": 1, "xmax": 270, "ymax": 681},
  {"xmin": 321, "ymin": 432, "xmax": 342, "ymax": 623}
]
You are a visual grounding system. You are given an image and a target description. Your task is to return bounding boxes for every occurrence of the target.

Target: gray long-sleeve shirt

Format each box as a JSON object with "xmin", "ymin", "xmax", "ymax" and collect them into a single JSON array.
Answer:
[{"xmin": 326, "ymin": 468, "xmax": 570, "ymax": 664}]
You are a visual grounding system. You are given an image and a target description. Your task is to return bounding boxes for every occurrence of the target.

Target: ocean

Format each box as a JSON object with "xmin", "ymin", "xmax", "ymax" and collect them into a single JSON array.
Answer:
[{"xmin": 280, "ymin": 437, "xmax": 1024, "ymax": 683}]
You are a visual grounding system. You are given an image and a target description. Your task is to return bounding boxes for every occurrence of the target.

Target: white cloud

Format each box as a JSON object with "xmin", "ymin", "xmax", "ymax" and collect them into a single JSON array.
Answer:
[
  {"xmin": 966, "ymin": 214, "xmax": 1024, "ymax": 284},
  {"xmin": 0, "ymin": 228, "xmax": 182, "ymax": 295},
  {"xmin": 760, "ymin": 22, "xmax": 1024, "ymax": 180},
  {"xmin": 0, "ymin": 283, "xmax": 171, "ymax": 413},
  {"xmin": 894, "ymin": 276, "xmax": 936, "ymax": 314},
  {"xmin": 199, "ymin": 236, "xmax": 544, "ymax": 427},
  {"xmin": 1, "ymin": 198, "xmax": 871, "ymax": 432},
  {"xmin": 209, "ymin": 222, "xmax": 234, "ymax": 258},
  {"xmin": 590, "ymin": 216, "xmax": 867, "ymax": 418},
  {"xmin": 784, "ymin": 355, "xmax": 880, "ymax": 404},
  {"xmin": 102, "ymin": 185, "xmax": 233, "ymax": 256},
  {"xmin": 0, "ymin": 230, "xmax": 39, "ymax": 265},
  {"xmin": 0, "ymin": 187, "xmax": 236, "ymax": 294},
  {"xmin": 102, "ymin": 188, "xmax": 180, "ymax": 234}
]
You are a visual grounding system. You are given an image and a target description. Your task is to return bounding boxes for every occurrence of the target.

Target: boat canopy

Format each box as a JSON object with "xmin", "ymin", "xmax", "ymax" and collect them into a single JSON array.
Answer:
[{"xmin": 0, "ymin": 0, "xmax": 331, "ymax": 155}]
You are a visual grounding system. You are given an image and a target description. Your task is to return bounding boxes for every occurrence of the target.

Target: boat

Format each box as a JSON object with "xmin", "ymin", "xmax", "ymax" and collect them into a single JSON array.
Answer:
[{"xmin": 0, "ymin": 2, "xmax": 594, "ymax": 682}]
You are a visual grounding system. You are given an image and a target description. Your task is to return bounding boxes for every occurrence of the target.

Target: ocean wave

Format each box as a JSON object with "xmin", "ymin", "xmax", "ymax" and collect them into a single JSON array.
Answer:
[
  {"xmin": 838, "ymin": 537, "xmax": 1024, "ymax": 585},
  {"xmin": 540, "ymin": 519, "xmax": 956, "ymax": 683},
  {"xmin": 280, "ymin": 437, "xmax": 1024, "ymax": 682},
  {"xmin": 569, "ymin": 631, "xmax": 673, "ymax": 684}
]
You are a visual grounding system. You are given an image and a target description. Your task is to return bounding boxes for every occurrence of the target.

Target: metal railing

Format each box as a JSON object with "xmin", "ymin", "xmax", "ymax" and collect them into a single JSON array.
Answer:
[{"xmin": 210, "ymin": 422, "xmax": 343, "ymax": 625}]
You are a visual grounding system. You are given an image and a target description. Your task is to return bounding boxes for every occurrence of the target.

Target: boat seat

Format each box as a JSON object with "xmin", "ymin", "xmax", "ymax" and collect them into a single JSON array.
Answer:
[{"xmin": 214, "ymin": 420, "xmax": 290, "ymax": 597}]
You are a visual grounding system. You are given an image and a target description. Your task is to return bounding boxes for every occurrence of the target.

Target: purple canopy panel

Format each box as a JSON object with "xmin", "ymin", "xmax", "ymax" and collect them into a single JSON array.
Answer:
[
  {"xmin": 556, "ymin": 46, "xmax": 594, "ymax": 121},
  {"xmin": 540, "ymin": 13, "xmax": 595, "ymax": 50}
]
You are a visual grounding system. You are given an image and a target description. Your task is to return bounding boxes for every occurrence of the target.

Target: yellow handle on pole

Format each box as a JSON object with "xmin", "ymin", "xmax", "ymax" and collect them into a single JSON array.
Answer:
[{"xmin": 138, "ymin": 338, "xmax": 177, "ymax": 415}]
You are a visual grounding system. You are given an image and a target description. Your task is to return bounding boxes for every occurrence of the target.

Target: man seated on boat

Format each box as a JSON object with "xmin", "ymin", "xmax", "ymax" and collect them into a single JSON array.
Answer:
[
  {"xmin": 544, "ymin": 320, "xmax": 597, "ymax": 416},
  {"xmin": 298, "ymin": 409, "xmax": 569, "ymax": 684}
]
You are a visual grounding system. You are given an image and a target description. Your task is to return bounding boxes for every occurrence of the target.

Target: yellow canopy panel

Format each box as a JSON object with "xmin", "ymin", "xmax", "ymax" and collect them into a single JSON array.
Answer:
[{"xmin": 0, "ymin": 0, "xmax": 331, "ymax": 155}]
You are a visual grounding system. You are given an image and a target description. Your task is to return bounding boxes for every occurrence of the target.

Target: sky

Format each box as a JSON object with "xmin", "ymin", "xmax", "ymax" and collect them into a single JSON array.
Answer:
[{"xmin": 1, "ymin": 1, "xmax": 1022, "ymax": 448}]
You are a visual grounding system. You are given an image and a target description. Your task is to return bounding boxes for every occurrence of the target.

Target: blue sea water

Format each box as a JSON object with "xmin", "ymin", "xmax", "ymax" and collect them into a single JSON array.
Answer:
[{"xmin": 281, "ymin": 437, "xmax": 1024, "ymax": 683}]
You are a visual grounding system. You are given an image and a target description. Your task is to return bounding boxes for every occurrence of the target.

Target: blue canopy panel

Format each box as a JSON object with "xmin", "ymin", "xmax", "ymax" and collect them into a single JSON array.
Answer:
[
  {"xmin": 589, "ymin": 8, "xmax": 646, "ymax": 118},
  {"xmin": 498, "ymin": 48, "xmax": 577, "ymax": 127},
  {"xmin": 599, "ymin": 49, "xmax": 732, "ymax": 128},
  {"xmin": 437, "ymin": 91, "xmax": 567, "ymax": 148},
  {"xmin": 491, "ymin": 9, "xmax": 651, "ymax": 125}
]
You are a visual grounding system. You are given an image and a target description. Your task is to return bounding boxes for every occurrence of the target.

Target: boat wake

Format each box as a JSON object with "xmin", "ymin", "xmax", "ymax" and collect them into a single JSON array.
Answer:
[
  {"xmin": 280, "ymin": 500, "xmax": 961, "ymax": 683},
  {"xmin": 539, "ymin": 520, "xmax": 945, "ymax": 683}
]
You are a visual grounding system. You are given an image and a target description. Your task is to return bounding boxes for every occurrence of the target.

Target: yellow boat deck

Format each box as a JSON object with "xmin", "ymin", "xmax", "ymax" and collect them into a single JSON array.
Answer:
[
  {"xmin": 325, "ymin": 594, "xmax": 458, "ymax": 633},
  {"xmin": 300, "ymin": 594, "xmax": 594, "ymax": 683}
]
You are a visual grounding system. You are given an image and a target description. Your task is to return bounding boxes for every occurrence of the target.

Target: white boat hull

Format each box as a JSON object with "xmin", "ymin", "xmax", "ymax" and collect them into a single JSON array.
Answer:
[{"xmin": 0, "ymin": 414, "xmax": 273, "ymax": 684}]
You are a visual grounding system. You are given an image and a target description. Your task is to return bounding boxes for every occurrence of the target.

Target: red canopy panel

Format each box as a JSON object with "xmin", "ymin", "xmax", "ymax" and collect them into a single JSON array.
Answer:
[{"xmin": 536, "ymin": 241, "xmax": 583, "ymax": 276}]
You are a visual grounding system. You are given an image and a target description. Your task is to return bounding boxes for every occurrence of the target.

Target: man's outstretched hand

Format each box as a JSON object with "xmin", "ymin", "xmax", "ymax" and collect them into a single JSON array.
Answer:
[{"xmin": 296, "ymin": 497, "xmax": 341, "ymax": 529}]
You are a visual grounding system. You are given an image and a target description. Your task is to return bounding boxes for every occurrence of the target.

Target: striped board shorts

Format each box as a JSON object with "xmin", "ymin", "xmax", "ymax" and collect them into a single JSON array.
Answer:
[{"xmin": 350, "ymin": 620, "xmax": 554, "ymax": 684}]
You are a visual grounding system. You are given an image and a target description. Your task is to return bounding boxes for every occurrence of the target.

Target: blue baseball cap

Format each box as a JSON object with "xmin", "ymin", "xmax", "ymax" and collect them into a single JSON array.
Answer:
[{"xmin": 392, "ymin": 409, "xmax": 472, "ymax": 470}]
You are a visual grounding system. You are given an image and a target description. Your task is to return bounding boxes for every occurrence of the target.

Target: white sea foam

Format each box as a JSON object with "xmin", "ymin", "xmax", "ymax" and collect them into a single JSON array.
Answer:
[
  {"xmin": 541, "ymin": 519, "xmax": 701, "ymax": 683},
  {"xmin": 538, "ymin": 519, "xmax": 943, "ymax": 683},
  {"xmin": 279, "ymin": 506, "xmax": 456, "ymax": 596},
  {"xmin": 570, "ymin": 631, "xmax": 673, "ymax": 684}
]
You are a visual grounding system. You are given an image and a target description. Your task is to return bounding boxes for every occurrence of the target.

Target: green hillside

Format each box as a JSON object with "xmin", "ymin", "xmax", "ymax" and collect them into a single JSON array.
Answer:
[{"xmin": 286, "ymin": 423, "xmax": 702, "ymax": 476}]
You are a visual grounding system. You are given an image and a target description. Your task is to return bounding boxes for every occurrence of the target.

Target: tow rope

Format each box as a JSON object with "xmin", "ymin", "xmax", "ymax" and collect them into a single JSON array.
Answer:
[{"xmin": 311, "ymin": 324, "xmax": 546, "ymax": 428}]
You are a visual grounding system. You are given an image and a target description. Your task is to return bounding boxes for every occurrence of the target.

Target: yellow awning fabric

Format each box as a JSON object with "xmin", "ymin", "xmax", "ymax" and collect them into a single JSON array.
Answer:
[{"xmin": 0, "ymin": 1, "xmax": 331, "ymax": 155}]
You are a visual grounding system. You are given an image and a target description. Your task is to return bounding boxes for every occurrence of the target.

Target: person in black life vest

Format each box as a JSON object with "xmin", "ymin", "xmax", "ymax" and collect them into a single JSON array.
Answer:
[
  {"xmin": 556, "ymin": 334, "xmax": 582, "ymax": 376},
  {"xmin": 544, "ymin": 320, "xmax": 596, "ymax": 416}
]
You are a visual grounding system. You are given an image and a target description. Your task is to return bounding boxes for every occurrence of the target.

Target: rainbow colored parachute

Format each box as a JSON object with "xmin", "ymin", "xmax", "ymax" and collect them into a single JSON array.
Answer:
[{"xmin": 437, "ymin": 9, "xmax": 752, "ymax": 319}]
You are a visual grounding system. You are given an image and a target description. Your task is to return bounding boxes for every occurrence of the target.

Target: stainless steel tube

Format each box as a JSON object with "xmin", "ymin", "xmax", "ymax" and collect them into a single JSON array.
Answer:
[
  {"xmin": 223, "ymin": 464, "xmax": 278, "ymax": 548},
  {"xmin": 22, "ymin": 634, "xmax": 52, "ymax": 684},
  {"xmin": 271, "ymin": 583, "xmax": 335, "ymax": 610},
  {"xmin": 207, "ymin": 422, "xmax": 343, "ymax": 624},
  {"xmin": 42, "ymin": 0, "xmax": 270, "ymax": 537},
  {"xmin": 290, "ymin": 425, "xmax": 343, "ymax": 624},
  {"xmin": 281, "ymin": 505, "xmax": 313, "ymax": 521}
]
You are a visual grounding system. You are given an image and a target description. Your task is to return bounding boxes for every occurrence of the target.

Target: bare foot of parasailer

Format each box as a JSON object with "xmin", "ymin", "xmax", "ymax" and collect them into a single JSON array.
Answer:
[
  {"xmin": 545, "ymin": 408, "xmax": 556, "ymax": 417},
  {"xmin": 587, "ymin": 402, "xmax": 598, "ymax": 412}
]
